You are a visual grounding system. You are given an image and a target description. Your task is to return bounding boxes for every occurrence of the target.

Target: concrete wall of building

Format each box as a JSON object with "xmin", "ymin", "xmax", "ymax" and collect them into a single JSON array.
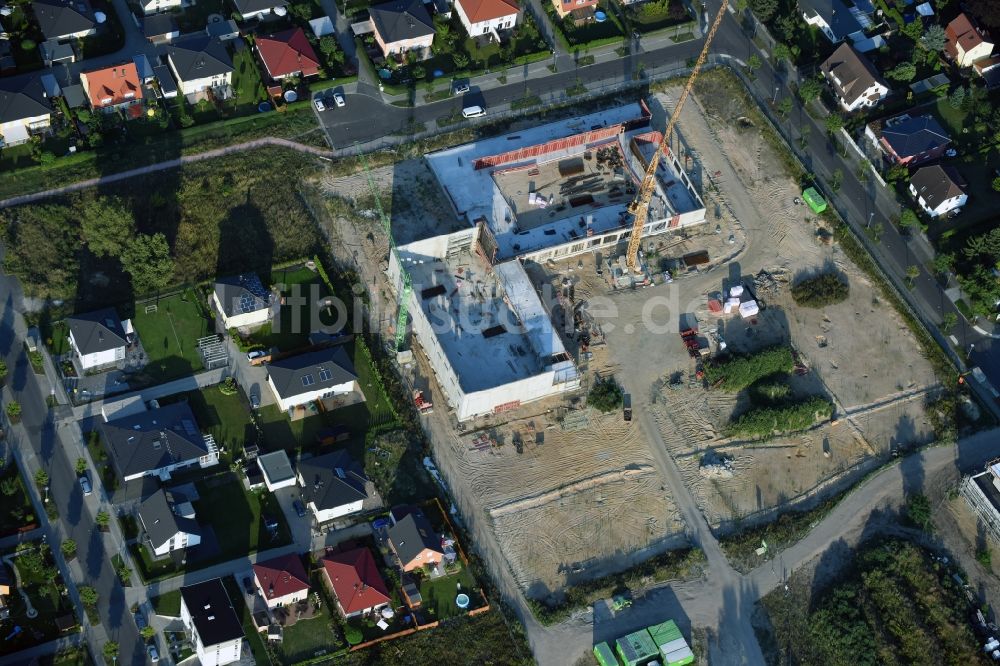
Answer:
[
  {"xmin": 143, "ymin": 0, "xmax": 182, "ymax": 14},
  {"xmin": 213, "ymin": 291, "xmax": 270, "ymax": 329},
  {"xmin": 0, "ymin": 114, "xmax": 50, "ymax": 145},
  {"xmin": 455, "ymin": 1, "xmax": 518, "ymax": 36},
  {"xmin": 70, "ymin": 330, "xmax": 124, "ymax": 370},
  {"xmin": 151, "ymin": 530, "xmax": 201, "ymax": 557},
  {"xmin": 310, "ymin": 498, "xmax": 364, "ymax": 523}
]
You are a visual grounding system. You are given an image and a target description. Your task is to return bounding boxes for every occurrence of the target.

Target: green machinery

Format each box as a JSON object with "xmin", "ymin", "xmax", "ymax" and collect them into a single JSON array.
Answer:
[{"xmin": 360, "ymin": 152, "xmax": 411, "ymax": 353}]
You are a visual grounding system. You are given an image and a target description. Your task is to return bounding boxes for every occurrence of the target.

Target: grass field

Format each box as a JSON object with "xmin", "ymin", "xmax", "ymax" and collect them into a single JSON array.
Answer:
[
  {"xmin": 418, "ymin": 562, "xmax": 480, "ymax": 622},
  {"xmin": 151, "ymin": 589, "xmax": 181, "ymax": 617},
  {"xmin": 246, "ymin": 264, "xmax": 333, "ymax": 352},
  {"xmin": 280, "ymin": 609, "xmax": 344, "ymax": 662},
  {"xmin": 159, "ymin": 386, "xmax": 255, "ymax": 460},
  {"xmin": 131, "ymin": 289, "xmax": 212, "ymax": 383}
]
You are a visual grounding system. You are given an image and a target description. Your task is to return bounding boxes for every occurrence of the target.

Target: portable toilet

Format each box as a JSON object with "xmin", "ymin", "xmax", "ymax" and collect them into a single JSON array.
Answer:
[
  {"xmin": 647, "ymin": 620, "xmax": 694, "ymax": 666},
  {"xmin": 593, "ymin": 642, "xmax": 620, "ymax": 666},
  {"xmin": 616, "ymin": 629, "xmax": 658, "ymax": 666}
]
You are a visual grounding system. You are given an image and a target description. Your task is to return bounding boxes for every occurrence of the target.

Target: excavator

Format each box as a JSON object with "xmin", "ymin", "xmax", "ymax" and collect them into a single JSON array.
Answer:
[{"xmin": 624, "ymin": 2, "xmax": 729, "ymax": 272}]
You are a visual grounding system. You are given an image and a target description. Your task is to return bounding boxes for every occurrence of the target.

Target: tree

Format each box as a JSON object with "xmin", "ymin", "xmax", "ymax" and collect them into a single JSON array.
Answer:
[
  {"xmin": 900, "ymin": 19, "xmax": 924, "ymax": 41},
  {"xmin": 587, "ymin": 377, "xmax": 624, "ymax": 413},
  {"xmin": 899, "ymin": 209, "xmax": 921, "ymax": 230},
  {"xmin": 0, "ymin": 477, "xmax": 18, "ymax": 496},
  {"xmin": 773, "ymin": 42, "xmax": 792, "ymax": 63},
  {"xmin": 140, "ymin": 625, "xmax": 156, "ymax": 641},
  {"xmin": 61, "ymin": 539, "xmax": 77, "ymax": 558},
  {"xmin": 906, "ymin": 493, "xmax": 932, "ymax": 530},
  {"xmin": 80, "ymin": 197, "xmax": 135, "ymax": 258},
  {"xmin": 993, "ymin": 177, "xmax": 1000, "ymax": 193},
  {"xmin": 452, "ymin": 52, "xmax": 469, "ymax": 70},
  {"xmin": 886, "ymin": 60, "xmax": 917, "ymax": 82},
  {"xmin": 6, "ymin": 401, "xmax": 21, "ymax": 420},
  {"xmin": 824, "ymin": 113, "xmax": 844, "ymax": 134},
  {"xmin": 0, "ymin": 359, "xmax": 7, "ymax": 379},
  {"xmin": 746, "ymin": 53, "xmax": 762, "ymax": 75},
  {"xmin": 117, "ymin": 562, "xmax": 131, "ymax": 584},
  {"xmin": 344, "ymin": 625, "xmax": 363, "ymax": 645},
  {"xmin": 34, "ymin": 469, "xmax": 48, "ymax": 487},
  {"xmin": 102, "ymin": 641, "xmax": 118, "ymax": 663},
  {"xmin": 830, "ymin": 168, "xmax": 843, "ymax": 192},
  {"xmin": 79, "ymin": 586, "xmax": 99, "ymax": 607},
  {"xmin": 948, "ymin": 86, "xmax": 966, "ymax": 109},
  {"xmin": 932, "ymin": 252, "xmax": 955, "ymax": 275},
  {"xmin": 749, "ymin": 0, "xmax": 779, "ymax": 22},
  {"xmin": 95, "ymin": 510, "xmax": 110, "ymax": 529},
  {"xmin": 318, "ymin": 36, "xmax": 339, "ymax": 58},
  {"xmin": 791, "ymin": 273, "xmax": 849, "ymax": 307},
  {"xmin": 919, "ymin": 24, "xmax": 946, "ymax": 51},
  {"xmin": 941, "ymin": 312, "xmax": 958, "ymax": 332},
  {"xmin": 776, "ymin": 97, "xmax": 792, "ymax": 118},
  {"xmin": 120, "ymin": 233, "xmax": 174, "ymax": 296},
  {"xmin": 75, "ymin": 458, "xmax": 88, "ymax": 474},
  {"xmin": 905, "ymin": 264, "xmax": 920, "ymax": 287}
]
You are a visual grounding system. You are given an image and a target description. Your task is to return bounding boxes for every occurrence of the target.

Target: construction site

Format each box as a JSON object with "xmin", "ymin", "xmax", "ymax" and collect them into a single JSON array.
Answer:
[{"xmin": 315, "ymin": 69, "xmax": 940, "ymax": 607}]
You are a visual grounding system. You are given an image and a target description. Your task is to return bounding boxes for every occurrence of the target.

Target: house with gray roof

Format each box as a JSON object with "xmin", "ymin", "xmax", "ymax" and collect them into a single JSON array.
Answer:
[
  {"xmin": 231, "ymin": 0, "xmax": 287, "ymax": 21},
  {"xmin": 799, "ymin": 0, "xmax": 864, "ymax": 44},
  {"xmin": 101, "ymin": 402, "xmax": 219, "ymax": 483},
  {"xmin": 257, "ymin": 450, "xmax": 296, "ymax": 491},
  {"xmin": 296, "ymin": 450, "xmax": 373, "ymax": 522},
  {"xmin": 0, "ymin": 75, "xmax": 51, "ymax": 147},
  {"xmin": 820, "ymin": 43, "xmax": 888, "ymax": 111},
  {"xmin": 166, "ymin": 37, "xmax": 234, "ymax": 100},
  {"xmin": 909, "ymin": 165, "xmax": 967, "ymax": 218},
  {"xmin": 865, "ymin": 113, "xmax": 952, "ymax": 166},
  {"xmin": 143, "ymin": 13, "xmax": 179, "ymax": 44},
  {"xmin": 138, "ymin": 488, "xmax": 201, "ymax": 557},
  {"xmin": 66, "ymin": 307, "xmax": 132, "ymax": 371},
  {"xmin": 31, "ymin": 0, "xmax": 96, "ymax": 42},
  {"xmin": 213, "ymin": 273, "xmax": 273, "ymax": 329},
  {"xmin": 266, "ymin": 346, "xmax": 358, "ymax": 412},
  {"xmin": 387, "ymin": 507, "xmax": 443, "ymax": 572},
  {"xmin": 369, "ymin": 0, "xmax": 435, "ymax": 59}
]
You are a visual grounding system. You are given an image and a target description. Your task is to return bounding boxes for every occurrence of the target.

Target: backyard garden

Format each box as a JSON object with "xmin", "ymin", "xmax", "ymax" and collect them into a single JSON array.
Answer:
[
  {"xmin": 0, "ymin": 0, "xmax": 44, "ymax": 73},
  {"xmin": 130, "ymin": 289, "xmax": 214, "ymax": 385},
  {"xmin": 0, "ymin": 543, "xmax": 78, "ymax": 657},
  {"xmin": 545, "ymin": 0, "xmax": 625, "ymax": 50},
  {"xmin": 0, "ymin": 463, "xmax": 36, "ymax": 537}
]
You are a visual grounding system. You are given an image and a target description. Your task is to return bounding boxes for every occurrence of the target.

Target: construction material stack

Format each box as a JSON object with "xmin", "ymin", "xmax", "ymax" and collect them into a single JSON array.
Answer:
[
  {"xmin": 616, "ymin": 629, "xmax": 659, "ymax": 666},
  {"xmin": 647, "ymin": 620, "xmax": 694, "ymax": 666},
  {"xmin": 593, "ymin": 642, "xmax": 620, "ymax": 666}
]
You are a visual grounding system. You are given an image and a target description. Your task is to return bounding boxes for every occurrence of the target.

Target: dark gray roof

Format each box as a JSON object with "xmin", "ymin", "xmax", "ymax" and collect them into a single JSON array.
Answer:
[
  {"xmin": 167, "ymin": 37, "xmax": 233, "ymax": 81},
  {"xmin": 32, "ymin": 0, "xmax": 95, "ymax": 41},
  {"xmin": 67, "ymin": 307, "xmax": 127, "ymax": 355},
  {"xmin": 214, "ymin": 273, "xmax": 271, "ymax": 317},
  {"xmin": 138, "ymin": 488, "xmax": 199, "ymax": 550},
  {"xmin": 62, "ymin": 83, "xmax": 87, "ymax": 108},
  {"xmin": 821, "ymin": 43, "xmax": 884, "ymax": 103},
  {"xmin": 143, "ymin": 13, "xmax": 178, "ymax": 38},
  {"xmin": 180, "ymin": 579, "xmax": 244, "ymax": 647},
  {"xmin": 370, "ymin": 0, "xmax": 434, "ymax": 45},
  {"xmin": 232, "ymin": 0, "xmax": 287, "ymax": 16},
  {"xmin": 101, "ymin": 402, "xmax": 211, "ymax": 479},
  {"xmin": 878, "ymin": 114, "xmax": 951, "ymax": 159},
  {"xmin": 388, "ymin": 509, "xmax": 441, "ymax": 566},
  {"xmin": 266, "ymin": 347, "xmax": 357, "ymax": 400},
  {"xmin": 257, "ymin": 450, "xmax": 294, "ymax": 484},
  {"xmin": 206, "ymin": 18, "xmax": 240, "ymax": 39},
  {"xmin": 910, "ymin": 165, "xmax": 966, "ymax": 209},
  {"xmin": 799, "ymin": 0, "xmax": 863, "ymax": 41},
  {"xmin": 298, "ymin": 450, "xmax": 369, "ymax": 511},
  {"xmin": 0, "ymin": 75, "xmax": 50, "ymax": 124},
  {"xmin": 152, "ymin": 66, "xmax": 177, "ymax": 96}
]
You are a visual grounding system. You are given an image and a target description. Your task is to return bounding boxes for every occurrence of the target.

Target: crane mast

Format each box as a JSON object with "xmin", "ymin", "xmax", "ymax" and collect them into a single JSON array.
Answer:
[{"xmin": 624, "ymin": 3, "xmax": 728, "ymax": 272}]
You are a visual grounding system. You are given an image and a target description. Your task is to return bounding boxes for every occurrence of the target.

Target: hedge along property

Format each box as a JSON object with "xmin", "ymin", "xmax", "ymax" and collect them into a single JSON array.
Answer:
[{"xmin": 386, "ymin": 101, "xmax": 706, "ymax": 420}]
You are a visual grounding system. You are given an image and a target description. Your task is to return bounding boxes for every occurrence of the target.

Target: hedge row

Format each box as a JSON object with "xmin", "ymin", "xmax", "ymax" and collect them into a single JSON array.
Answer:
[
  {"xmin": 704, "ymin": 346, "xmax": 795, "ymax": 392},
  {"xmin": 725, "ymin": 396, "xmax": 833, "ymax": 439}
]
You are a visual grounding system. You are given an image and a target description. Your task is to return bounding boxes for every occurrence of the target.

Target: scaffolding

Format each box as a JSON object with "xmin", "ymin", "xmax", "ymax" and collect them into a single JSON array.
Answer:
[{"xmin": 197, "ymin": 335, "xmax": 229, "ymax": 369}]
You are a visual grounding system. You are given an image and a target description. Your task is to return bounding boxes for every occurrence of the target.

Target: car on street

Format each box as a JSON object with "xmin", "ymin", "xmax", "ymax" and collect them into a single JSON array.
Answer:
[
  {"xmin": 293, "ymin": 500, "xmax": 307, "ymax": 517},
  {"xmin": 134, "ymin": 609, "xmax": 146, "ymax": 630},
  {"xmin": 249, "ymin": 389, "xmax": 260, "ymax": 410},
  {"xmin": 247, "ymin": 349, "xmax": 266, "ymax": 362},
  {"xmin": 453, "ymin": 81, "xmax": 470, "ymax": 95},
  {"xmin": 147, "ymin": 644, "xmax": 159, "ymax": 663},
  {"xmin": 78, "ymin": 474, "xmax": 92, "ymax": 496},
  {"xmin": 313, "ymin": 97, "xmax": 325, "ymax": 112},
  {"xmin": 333, "ymin": 92, "xmax": 345, "ymax": 108}
]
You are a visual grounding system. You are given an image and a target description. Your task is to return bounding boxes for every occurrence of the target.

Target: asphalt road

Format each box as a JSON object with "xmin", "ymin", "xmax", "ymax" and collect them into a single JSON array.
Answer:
[{"xmin": 0, "ymin": 274, "xmax": 144, "ymax": 665}]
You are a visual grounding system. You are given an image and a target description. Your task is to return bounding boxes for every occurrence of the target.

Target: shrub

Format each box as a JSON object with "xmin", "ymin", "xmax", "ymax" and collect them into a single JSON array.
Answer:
[
  {"xmin": 79, "ymin": 586, "xmax": 99, "ymax": 606},
  {"xmin": 218, "ymin": 376, "xmax": 238, "ymax": 396},
  {"xmin": 344, "ymin": 625, "xmax": 363, "ymax": 645},
  {"xmin": 906, "ymin": 493, "xmax": 932, "ymax": 531},
  {"xmin": 790, "ymin": 273, "xmax": 849, "ymax": 307},
  {"xmin": 6, "ymin": 401, "xmax": 21, "ymax": 419},
  {"xmin": 724, "ymin": 396, "xmax": 833, "ymax": 438},
  {"xmin": 588, "ymin": 377, "xmax": 623, "ymax": 413},
  {"xmin": 61, "ymin": 539, "xmax": 77, "ymax": 558},
  {"xmin": 704, "ymin": 346, "xmax": 795, "ymax": 392},
  {"xmin": 750, "ymin": 377, "xmax": 791, "ymax": 403}
]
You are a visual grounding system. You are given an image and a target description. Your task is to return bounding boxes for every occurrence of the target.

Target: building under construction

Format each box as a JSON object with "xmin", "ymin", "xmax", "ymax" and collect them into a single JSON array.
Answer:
[{"xmin": 389, "ymin": 103, "xmax": 705, "ymax": 420}]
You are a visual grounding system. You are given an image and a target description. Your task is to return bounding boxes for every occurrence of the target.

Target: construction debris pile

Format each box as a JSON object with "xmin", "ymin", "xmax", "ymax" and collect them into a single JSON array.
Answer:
[
  {"xmin": 699, "ymin": 451, "xmax": 735, "ymax": 478},
  {"xmin": 753, "ymin": 268, "xmax": 789, "ymax": 302}
]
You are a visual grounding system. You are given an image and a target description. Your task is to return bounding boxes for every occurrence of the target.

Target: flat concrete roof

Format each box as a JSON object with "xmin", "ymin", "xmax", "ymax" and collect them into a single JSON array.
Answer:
[
  {"xmin": 406, "ymin": 244, "xmax": 567, "ymax": 392},
  {"xmin": 426, "ymin": 103, "xmax": 700, "ymax": 259},
  {"xmin": 257, "ymin": 450, "xmax": 295, "ymax": 484}
]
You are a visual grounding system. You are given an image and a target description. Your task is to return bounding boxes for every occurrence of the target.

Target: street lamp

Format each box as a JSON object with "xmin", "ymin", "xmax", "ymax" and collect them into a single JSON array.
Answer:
[
  {"xmin": 773, "ymin": 86, "xmax": 778, "ymax": 104},
  {"xmin": 868, "ymin": 211, "xmax": 874, "ymax": 228},
  {"xmin": 43, "ymin": 485, "xmax": 49, "ymax": 504}
]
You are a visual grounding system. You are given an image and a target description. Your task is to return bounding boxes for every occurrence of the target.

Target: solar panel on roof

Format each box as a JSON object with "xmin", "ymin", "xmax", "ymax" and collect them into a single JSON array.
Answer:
[
  {"xmin": 318, "ymin": 368, "xmax": 331, "ymax": 381},
  {"xmin": 180, "ymin": 419, "xmax": 199, "ymax": 438},
  {"xmin": 301, "ymin": 374, "xmax": 315, "ymax": 387}
]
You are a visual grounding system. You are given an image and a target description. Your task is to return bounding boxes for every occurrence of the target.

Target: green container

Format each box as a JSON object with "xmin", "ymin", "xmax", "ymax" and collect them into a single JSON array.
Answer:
[
  {"xmin": 802, "ymin": 187, "xmax": 827, "ymax": 214},
  {"xmin": 646, "ymin": 620, "xmax": 683, "ymax": 646},
  {"xmin": 616, "ymin": 629, "xmax": 658, "ymax": 666},
  {"xmin": 594, "ymin": 642, "xmax": 620, "ymax": 666}
]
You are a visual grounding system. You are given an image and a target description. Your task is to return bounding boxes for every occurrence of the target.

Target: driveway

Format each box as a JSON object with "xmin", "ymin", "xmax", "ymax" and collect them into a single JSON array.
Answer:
[{"xmin": 226, "ymin": 338, "xmax": 275, "ymax": 410}]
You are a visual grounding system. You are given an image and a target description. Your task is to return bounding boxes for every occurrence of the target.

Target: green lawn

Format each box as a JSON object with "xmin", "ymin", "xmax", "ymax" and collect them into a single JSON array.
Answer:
[
  {"xmin": 232, "ymin": 44, "xmax": 267, "ymax": 110},
  {"xmin": 0, "ymin": 463, "xmax": 36, "ymax": 536},
  {"xmin": 151, "ymin": 589, "xmax": 181, "ymax": 617},
  {"xmin": 131, "ymin": 289, "xmax": 212, "ymax": 383},
  {"xmin": 46, "ymin": 321, "xmax": 71, "ymax": 357},
  {"xmin": 159, "ymin": 386, "xmax": 254, "ymax": 460},
  {"xmin": 281, "ymin": 610, "xmax": 345, "ymax": 662},
  {"xmin": 245, "ymin": 265, "xmax": 332, "ymax": 352},
  {"xmin": 417, "ymin": 562, "xmax": 480, "ymax": 622}
]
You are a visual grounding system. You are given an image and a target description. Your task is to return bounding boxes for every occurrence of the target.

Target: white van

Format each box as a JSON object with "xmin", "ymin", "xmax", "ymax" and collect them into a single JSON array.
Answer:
[{"xmin": 462, "ymin": 105, "xmax": 486, "ymax": 119}]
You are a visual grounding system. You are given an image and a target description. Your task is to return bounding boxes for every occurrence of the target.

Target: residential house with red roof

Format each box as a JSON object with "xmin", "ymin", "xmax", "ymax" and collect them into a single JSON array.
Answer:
[
  {"xmin": 455, "ymin": 0, "xmax": 519, "ymax": 37},
  {"xmin": 552, "ymin": 0, "xmax": 595, "ymax": 21},
  {"xmin": 945, "ymin": 13, "xmax": 993, "ymax": 68},
  {"xmin": 322, "ymin": 547, "xmax": 391, "ymax": 617},
  {"xmin": 252, "ymin": 554, "xmax": 311, "ymax": 609},
  {"xmin": 79, "ymin": 62, "xmax": 143, "ymax": 112},
  {"xmin": 255, "ymin": 27, "xmax": 320, "ymax": 81}
]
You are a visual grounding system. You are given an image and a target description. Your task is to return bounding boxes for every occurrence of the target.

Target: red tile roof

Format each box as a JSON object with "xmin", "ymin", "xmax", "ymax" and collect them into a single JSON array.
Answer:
[
  {"xmin": 457, "ymin": 0, "xmax": 519, "ymax": 24},
  {"xmin": 945, "ymin": 13, "xmax": 991, "ymax": 59},
  {"xmin": 322, "ymin": 548, "xmax": 391, "ymax": 615},
  {"xmin": 253, "ymin": 554, "xmax": 311, "ymax": 601},
  {"xmin": 256, "ymin": 27, "xmax": 320, "ymax": 79},
  {"xmin": 81, "ymin": 63, "xmax": 142, "ymax": 109}
]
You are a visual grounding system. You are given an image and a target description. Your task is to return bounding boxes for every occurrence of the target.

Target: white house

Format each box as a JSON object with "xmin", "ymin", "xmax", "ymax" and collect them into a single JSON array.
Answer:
[
  {"xmin": 256, "ymin": 450, "xmax": 297, "ymax": 492},
  {"xmin": 213, "ymin": 273, "xmax": 273, "ymax": 329},
  {"xmin": 139, "ymin": 0, "xmax": 182, "ymax": 14},
  {"xmin": 820, "ymin": 43, "xmax": 888, "ymax": 112},
  {"xmin": 66, "ymin": 308, "xmax": 131, "ymax": 371},
  {"xmin": 167, "ymin": 37, "xmax": 234, "ymax": 99},
  {"xmin": 138, "ymin": 489, "xmax": 201, "ymax": 558},
  {"xmin": 180, "ymin": 579, "xmax": 244, "ymax": 666},
  {"xmin": 265, "ymin": 346, "xmax": 358, "ymax": 413},
  {"xmin": 296, "ymin": 450, "xmax": 372, "ymax": 523},
  {"xmin": 454, "ymin": 0, "xmax": 519, "ymax": 38},
  {"xmin": 909, "ymin": 165, "xmax": 967, "ymax": 218},
  {"xmin": 231, "ymin": 0, "xmax": 287, "ymax": 20},
  {"xmin": 252, "ymin": 554, "xmax": 311, "ymax": 609},
  {"xmin": 0, "ymin": 76, "xmax": 51, "ymax": 147},
  {"xmin": 369, "ymin": 0, "xmax": 435, "ymax": 59}
]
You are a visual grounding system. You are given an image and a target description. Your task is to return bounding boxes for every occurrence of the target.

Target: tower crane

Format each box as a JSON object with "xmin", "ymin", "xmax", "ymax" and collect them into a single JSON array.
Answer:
[
  {"xmin": 360, "ymin": 152, "xmax": 411, "ymax": 353},
  {"xmin": 624, "ymin": 2, "xmax": 728, "ymax": 272}
]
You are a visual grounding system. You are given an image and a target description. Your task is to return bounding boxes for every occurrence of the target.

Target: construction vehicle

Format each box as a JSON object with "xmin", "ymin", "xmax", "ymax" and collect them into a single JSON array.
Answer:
[
  {"xmin": 624, "ymin": 2, "xmax": 729, "ymax": 272},
  {"xmin": 413, "ymin": 389, "xmax": 433, "ymax": 414},
  {"xmin": 623, "ymin": 394, "xmax": 632, "ymax": 422}
]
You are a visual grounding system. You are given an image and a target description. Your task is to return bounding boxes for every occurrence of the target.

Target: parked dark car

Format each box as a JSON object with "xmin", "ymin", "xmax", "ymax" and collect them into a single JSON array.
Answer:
[{"xmin": 293, "ymin": 500, "xmax": 307, "ymax": 518}]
